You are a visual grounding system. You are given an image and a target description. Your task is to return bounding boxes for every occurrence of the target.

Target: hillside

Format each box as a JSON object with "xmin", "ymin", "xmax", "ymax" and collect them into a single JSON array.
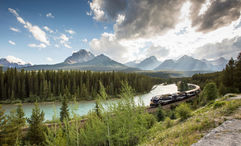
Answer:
[{"xmin": 141, "ymin": 94, "xmax": 241, "ymax": 145}]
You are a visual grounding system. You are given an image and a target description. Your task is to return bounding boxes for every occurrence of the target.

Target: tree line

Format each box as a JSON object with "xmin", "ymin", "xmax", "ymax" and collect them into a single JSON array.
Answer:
[
  {"xmin": 0, "ymin": 82, "xmax": 157, "ymax": 145},
  {"xmin": 191, "ymin": 52, "xmax": 241, "ymax": 95},
  {"xmin": 0, "ymin": 69, "xmax": 161, "ymax": 102}
]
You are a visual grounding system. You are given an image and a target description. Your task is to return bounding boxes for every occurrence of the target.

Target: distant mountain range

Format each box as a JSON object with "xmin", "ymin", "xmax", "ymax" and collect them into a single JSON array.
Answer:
[
  {"xmin": 20, "ymin": 49, "xmax": 137, "ymax": 71},
  {"xmin": 125, "ymin": 56, "xmax": 161, "ymax": 70},
  {"xmin": 0, "ymin": 56, "xmax": 31, "ymax": 68},
  {"xmin": 154, "ymin": 55, "xmax": 228, "ymax": 71},
  {"xmin": 0, "ymin": 50, "xmax": 228, "ymax": 72}
]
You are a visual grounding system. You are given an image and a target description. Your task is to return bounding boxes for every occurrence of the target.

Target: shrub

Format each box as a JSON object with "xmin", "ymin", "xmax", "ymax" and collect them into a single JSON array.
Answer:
[
  {"xmin": 175, "ymin": 103, "xmax": 191, "ymax": 121},
  {"xmin": 213, "ymin": 101, "xmax": 226, "ymax": 109},
  {"xmin": 163, "ymin": 117, "xmax": 173, "ymax": 128},
  {"xmin": 200, "ymin": 82, "xmax": 218, "ymax": 105},
  {"xmin": 157, "ymin": 107, "xmax": 165, "ymax": 121}
]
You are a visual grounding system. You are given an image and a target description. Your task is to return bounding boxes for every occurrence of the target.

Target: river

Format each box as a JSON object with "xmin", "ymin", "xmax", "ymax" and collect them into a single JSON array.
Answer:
[{"xmin": 2, "ymin": 84, "xmax": 178, "ymax": 121}]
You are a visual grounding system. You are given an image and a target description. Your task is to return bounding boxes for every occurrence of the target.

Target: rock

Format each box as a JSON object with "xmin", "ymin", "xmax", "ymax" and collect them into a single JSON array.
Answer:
[{"xmin": 192, "ymin": 119, "xmax": 241, "ymax": 146}]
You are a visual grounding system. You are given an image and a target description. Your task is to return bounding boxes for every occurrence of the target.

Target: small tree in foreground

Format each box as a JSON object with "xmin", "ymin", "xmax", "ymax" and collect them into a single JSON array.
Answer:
[
  {"xmin": 60, "ymin": 95, "xmax": 69, "ymax": 122},
  {"xmin": 175, "ymin": 103, "xmax": 191, "ymax": 121},
  {"xmin": 157, "ymin": 106, "xmax": 165, "ymax": 121},
  {"xmin": 200, "ymin": 82, "xmax": 218, "ymax": 105},
  {"xmin": 27, "ymin": 103, "xmax": 45, "ymax": 145}
]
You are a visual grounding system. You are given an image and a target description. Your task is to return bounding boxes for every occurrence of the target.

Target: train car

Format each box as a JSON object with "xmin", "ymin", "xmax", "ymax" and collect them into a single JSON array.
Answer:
[{"xmin": 150, "ymin": 83, "xmax": 201, "ymax": 107}]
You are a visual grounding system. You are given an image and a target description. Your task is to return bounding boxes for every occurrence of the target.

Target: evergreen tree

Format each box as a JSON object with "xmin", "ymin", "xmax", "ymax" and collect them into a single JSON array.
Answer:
[
  {"xmin": 27, "ymin": 103, "xmax": 45, "ymax": 145},
  {"xmin": 60, "ymin": 96, "xmax": 69, "ymax": 122},
  {"xmin": 157, "ymin": 106, "xmax": 165, "ymax": 121},
  {"xmin": 4, "ymin": 104, "xmax": 26, "ymax": 145}
]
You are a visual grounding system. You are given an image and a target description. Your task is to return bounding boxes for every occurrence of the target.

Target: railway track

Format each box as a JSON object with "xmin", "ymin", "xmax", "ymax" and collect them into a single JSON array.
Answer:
[{"xmin": 147, "ymin": 83, "xmax": 200, "ymax": 113}]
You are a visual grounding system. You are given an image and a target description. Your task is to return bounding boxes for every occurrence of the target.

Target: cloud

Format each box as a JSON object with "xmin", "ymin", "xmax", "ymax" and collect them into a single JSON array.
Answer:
[
  {"xmin": 8, "ymin": 8, "xmax": 18, "ymax": 16},
  {"xmin": 89, "ymin": 32, "xmax": 146, "ymax": 62},
  {"xmin": 46, "ymin": 57, "xmax": 53, "ymax": 62},
  {"xmin": 86, "ymin": 11, "xmax": 92, "ymax": 16},
  {"xmin": 104, "ymin": 26, "xmax": 107, "ymax": 29},
  {"xmin": 191, "ymin": 0, "xmax": 241, "ymax": 33},
  {"xmin": 89, "ymin": 0, "xmax": 186, "ymax": 39},
  {"xmin": 87, "ymin": 0, "xmax": 241, "ymax": 62},
  {"xmin": 60, "ymin": 34, "xmax": 69, "ymax": 42},
  {"xmin": 46, "ymin": 13, "xmax": 54, "ymax": 18},
  {"xmin": 6, "ymin": 56, "xmax": 27, "ymax": 65},
  {"xmin": 65, "ymin": 29, "xmax": 75, "ymax": 34},
  {"xmin": 146, "ymin": 46, "xmax": 170, "ymax": 60},
  {"xmin": 89, "ymin": 0, "xmax": 241, "ymax": 39},
  {"xmin": 10, "ymin": 27, "xmax": 20, "ymax": 32},
  {"xmin": 9, "ymin": 8, "xmax": 50, "ymax": 45},
  {"xmin": 89, "ymin": 0, "xmax": 127, "ymax": 21},
  {"xmin": 193, "ymin": 36, "xmax": 241, "ymax": 59},
  {"xmin": 59, "ymin": 34, "xmax": 72, "ymax": 48},
  {"xmin": 8, "ymin": 40, "xmax": 16, "ymax": 45},
  {"xmin": 28, "ymin": 43, "xmax": 47, "ymax": 49},
  {"xmin": 43, "ymin": 26, "xmax": 54, "ymax": 33},
  {"xmin": 82, "ymin": 38, "xmax": 88, "ymax": 43}
]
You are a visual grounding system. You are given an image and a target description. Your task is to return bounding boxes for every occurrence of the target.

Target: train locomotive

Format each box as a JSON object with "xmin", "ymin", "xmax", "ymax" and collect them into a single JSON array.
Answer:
[{"xmin": 150, "ymin": 84, "xmax": 201, "ymax": 107}]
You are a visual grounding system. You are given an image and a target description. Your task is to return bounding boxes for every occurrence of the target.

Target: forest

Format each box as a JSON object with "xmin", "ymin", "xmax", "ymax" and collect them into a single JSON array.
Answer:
[
  {"xmin": 0, "ymin": 53, "xmax": 240, "ymax": 145},
  {"xmin": 0, "ymin": 69, "xmax": 161, "ymax": 103}
]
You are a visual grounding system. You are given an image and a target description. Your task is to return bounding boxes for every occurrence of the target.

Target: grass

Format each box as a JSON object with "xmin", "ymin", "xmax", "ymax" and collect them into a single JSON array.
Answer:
[{"xmin": 140, "ymin": 95, "xmax": 241, "ymax": 145}]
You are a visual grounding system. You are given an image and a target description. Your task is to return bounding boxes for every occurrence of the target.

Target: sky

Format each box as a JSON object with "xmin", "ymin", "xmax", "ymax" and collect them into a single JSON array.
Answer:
[{"xmin": 0, "ymin": 0, "xmax": 241, "ymax": 65}]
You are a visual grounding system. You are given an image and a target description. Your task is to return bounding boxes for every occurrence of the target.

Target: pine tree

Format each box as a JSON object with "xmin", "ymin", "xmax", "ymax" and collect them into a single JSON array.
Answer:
[
  {"xmin": 27, "ymin": 103, "xmax": 45, "ymax": 145},
  {"xmin": 60, "ymin": 96, "xmax": 69, "ymax": 122}
]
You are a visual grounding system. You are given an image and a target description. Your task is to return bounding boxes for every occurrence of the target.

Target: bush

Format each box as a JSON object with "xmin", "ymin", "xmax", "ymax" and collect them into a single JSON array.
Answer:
[
  {"xmin": 200, "ymin": 82, "xmax": 218, "ymax": 105},
  {"xmin": 163, "ymin": 117, "xmax": 173, "ymax": 128},
  {"xmin": 157, "ymin": 107, "xmax": 165, "ymax": 121},
  {"xmin": 213, "ymin": 101, "xmax": 226, "ymax": 109},
  {"xmin": 175, "ymin": 103, "xmax": 191, "ymax": 121}
]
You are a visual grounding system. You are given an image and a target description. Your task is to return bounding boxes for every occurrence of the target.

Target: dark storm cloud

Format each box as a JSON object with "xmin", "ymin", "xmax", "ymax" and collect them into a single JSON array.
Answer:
[
  {"xmin": 90, "ymin": 0, "xmax": 186, "ymax": 38},
  {"xmin": 101, "ymin": 0, "xmax": 127, "ymax": 20},
  {"xmin": 90, "ymin": 0, "xmax": 241, "ymax": 38},
  {"xmin": 115, "ymin": 0, "xmax": 187, "ymax": 39},
  {"xmin": 191, "ymin": 0, "xmax": 241, "ymax": 32}
]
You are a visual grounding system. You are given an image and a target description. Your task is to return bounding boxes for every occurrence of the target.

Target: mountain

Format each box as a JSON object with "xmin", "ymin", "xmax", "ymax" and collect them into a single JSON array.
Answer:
[
  {"xmin": 136, "ymin": 56, "xmax": 161, "ymax": 70},
  {"xmin": 125, "ymin": 56, "xmax": 161, "ymax": 70},
  {"xmin": 24, "ymin": 50, "xmax": 137, "ymax": 71},
  {"xmin": 202, "ymin": 57, "xmax": 228, "ymax": 71},
  {"xmin": 62, "ymin": 54, "xmax": 130, "ymax": 71},
  {"xmin": 125, "ymin": 60, "xmax": 139, "ymax": 68},
  {"xmin": 154, "ymin": 59, "xmax": 175, "ymax": 70},
  {"xmin": 64, "ymin": 49, "xmax": 95, "ymax": 64},
  {"xmin": 154, "ymin": 55, "xmax": 218, "ymax": 71},
  {"xmin": 0, "ymin": 56, "xmax": 32, "ymax": 68}
]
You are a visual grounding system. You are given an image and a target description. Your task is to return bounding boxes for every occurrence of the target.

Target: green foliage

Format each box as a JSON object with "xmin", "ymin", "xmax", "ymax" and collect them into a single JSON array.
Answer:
[
  {"xmin": 157, "ymin": 107, "xmax": 165, "ymax": 121},
  {"xmin": 178, "ymin": 81, "xmax": 188, "ymax": 92},
  {"xmin": 175, "ymin": 103, "xmax": 192, "ymax": 121},
  {"xmin": 27, "ymin": 102, "xmax": 45, "ymax": 145},
  {"xmin": 213, "ymin": 101, "xmax": 226, "ymax": 109},
  {"xmin": 0, "ymin": 105, "xmax": 8, "ymax": 145},
  {"xmin": 60, "ymin": 96, "xmax": 69, "ymax": 122},
  {"xmin": 191, "ymin": 52, "xmax": 241, "ymax": 95},
  {"xmin": 0, "ymin": 69, "xmax": 161, "ymax": 101},
  {"xmin": 44, "ymin": 81, "xmax": 156, "ymax": 146},
  {"xmin": 200, "ymin": 82, "xmax": 218, "ymax": 105},
  {"xmin": 163, "ymin": 117, "xmax": 173, "ymax": 128}
]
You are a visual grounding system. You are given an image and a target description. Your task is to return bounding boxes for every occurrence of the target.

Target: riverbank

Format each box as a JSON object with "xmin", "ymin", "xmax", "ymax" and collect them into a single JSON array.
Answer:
[
  {"xmin": 1, "ymin": 84, "xmax": 178, "ymax": 121},
  {"xmin": 0, "ymin": 91, "xmax": 151, "ymax": 105}
]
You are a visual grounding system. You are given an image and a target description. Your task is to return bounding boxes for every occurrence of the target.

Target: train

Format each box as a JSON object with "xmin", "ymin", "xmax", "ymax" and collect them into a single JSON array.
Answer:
[{"xmin": 150, "ymin": 84, "xmax": 201, "ymax": 107}]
